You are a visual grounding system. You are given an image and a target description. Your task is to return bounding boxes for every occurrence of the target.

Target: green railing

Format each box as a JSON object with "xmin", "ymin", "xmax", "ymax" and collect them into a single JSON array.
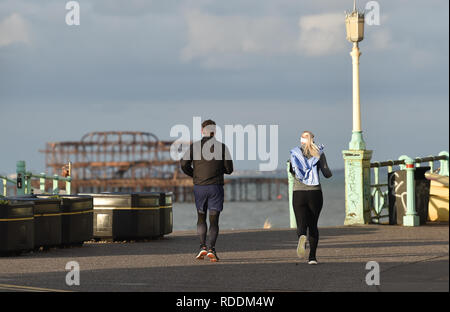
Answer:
[
  {"xmin": 0, "ymin": 175, "xmax": 15, "ymax": 198},
  {"xmin": 0, "ymin": 160, "xmax": 72, "ymax": 197},
  {"xmin": 370, "ymin": 151, "xmax": 449, "ymax": 225}
]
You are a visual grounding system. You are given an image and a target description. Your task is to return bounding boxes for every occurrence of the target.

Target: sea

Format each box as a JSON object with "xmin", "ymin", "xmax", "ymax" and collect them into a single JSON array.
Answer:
[{"xmin": 173, "ymin": 170, "xmax": 346, "ymax": 231}]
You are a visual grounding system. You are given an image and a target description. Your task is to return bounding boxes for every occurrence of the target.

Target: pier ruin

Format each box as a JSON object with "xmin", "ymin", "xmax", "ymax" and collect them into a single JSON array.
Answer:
[{"xmin": 39, "ymin": 131, "xmax": 287, "ymax": 202}]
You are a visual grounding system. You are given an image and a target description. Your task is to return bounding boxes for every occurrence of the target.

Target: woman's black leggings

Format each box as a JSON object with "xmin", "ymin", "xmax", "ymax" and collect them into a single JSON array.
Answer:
[
  {"xmin": 293, "ymin": 190, "xmax": 323, "ymax": 260},
  {"xmin": 197, "ymin": 210, "xmax": 220, "ymax": 248}
]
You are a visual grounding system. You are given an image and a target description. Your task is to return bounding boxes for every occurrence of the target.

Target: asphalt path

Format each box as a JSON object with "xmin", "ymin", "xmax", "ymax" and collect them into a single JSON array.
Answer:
[{"xmin": 0, "ymin": 224, "xmax": 448, "ymax": 292}]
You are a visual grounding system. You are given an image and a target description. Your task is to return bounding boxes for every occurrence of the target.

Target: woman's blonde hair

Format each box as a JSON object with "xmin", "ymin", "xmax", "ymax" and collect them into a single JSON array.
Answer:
[{"xmin": 301, "ymin": 131, "xmax": 320, "ymax": 158}]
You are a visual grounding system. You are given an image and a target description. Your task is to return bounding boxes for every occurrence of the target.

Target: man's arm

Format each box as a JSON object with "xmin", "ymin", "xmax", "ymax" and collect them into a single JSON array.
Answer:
[
  {"xmin": 223, "ymin": 144, "xmax": 234, "ymax": 175},
  {"xmin": 180, "ymin": 144, "xmax": 194, "ymax": 177}
]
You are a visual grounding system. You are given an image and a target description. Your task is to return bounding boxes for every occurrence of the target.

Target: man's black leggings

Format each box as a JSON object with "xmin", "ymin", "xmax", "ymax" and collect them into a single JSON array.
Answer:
[
  {"xmin": 293, "ymin": 190, "xmax": 323, "ymax": 260},
  {"xmin": 197, "ymin": 210, "xmax": 220, "ymax": 249}
]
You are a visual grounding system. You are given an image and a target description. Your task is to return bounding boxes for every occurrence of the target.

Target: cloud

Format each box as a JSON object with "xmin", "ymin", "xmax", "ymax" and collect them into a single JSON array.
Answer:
[
  {"xmin": 181, "ymin": 10, "xmax": 296, "ymax": 62},
  {"xmin": 408, "ymin": 49, "xmax": 440, "ymax": 69},
  {"xmin": 181, "ymin": 10, "xmax": 348, "ymax": 67},
  {"xmin": 368, "ymin": 28, "xmax": 393, "ymax": 51},
  {"xmin": 91, "ymin": 0, "xmax": 179, "ymax": 16},
  {"xmin": 0, "ymin": 13, "xmax": 29, "ymax": 47},
  {"xmin": 297, "ymin": 13, "xmax": 346, "ymax": 56}
]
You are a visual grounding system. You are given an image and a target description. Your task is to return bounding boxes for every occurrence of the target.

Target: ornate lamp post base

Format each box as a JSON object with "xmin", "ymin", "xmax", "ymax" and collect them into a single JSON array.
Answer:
[
  {"xmin": 342, "ymin": 149, "xmax": 373, "ymax": 225},
  {"xmin": 349, "ymin": 130, "xmax": 366, "ymax": 150}
]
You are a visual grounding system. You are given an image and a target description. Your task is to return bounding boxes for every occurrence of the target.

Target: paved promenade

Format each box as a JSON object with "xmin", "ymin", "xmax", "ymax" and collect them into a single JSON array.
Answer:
[{"xmin": 0, "ymin": 223, "xmax": 448, "ymax": 292}]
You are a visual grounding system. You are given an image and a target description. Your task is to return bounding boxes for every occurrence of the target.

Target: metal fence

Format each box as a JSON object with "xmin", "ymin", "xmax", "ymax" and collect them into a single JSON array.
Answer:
[
  {"xmin": 370, "ymin": 151, "xmax": 449, "ymax": 224},
  {"xmin": 1, "ymin": 161, "xmax": 72, "ymax": 197}
]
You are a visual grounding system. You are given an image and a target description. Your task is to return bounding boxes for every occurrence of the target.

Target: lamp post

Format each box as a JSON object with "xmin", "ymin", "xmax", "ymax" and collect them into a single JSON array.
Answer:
[
  {"xmin": 342, "ymin": 0, "xmax": 373, "ymax": 225},
  {"xmin": 346, "ymin": 0, "xmax": 366, "ymax": 150}
]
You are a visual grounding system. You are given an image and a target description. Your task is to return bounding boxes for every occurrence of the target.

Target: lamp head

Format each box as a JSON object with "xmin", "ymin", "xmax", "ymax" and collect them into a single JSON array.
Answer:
[{"xmin": 345, "ymin": 1, "xmax": 365, "ymax": 43}]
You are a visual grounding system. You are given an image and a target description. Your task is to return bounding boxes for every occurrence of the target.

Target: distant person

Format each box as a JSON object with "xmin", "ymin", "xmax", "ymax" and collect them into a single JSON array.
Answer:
[
  {"xmin": 181, "ymin": 119, "xmax": 234, "ymax": 262},
  {"xmin": 289, "ymin": 131, "xmax": 332, "ymax": 265}
]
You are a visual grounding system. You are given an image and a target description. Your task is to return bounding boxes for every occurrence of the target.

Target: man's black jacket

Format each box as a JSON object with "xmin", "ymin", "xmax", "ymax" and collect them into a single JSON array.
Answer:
[{"xmin": 180, "ymin": 136, "xmax": 234, "ymax": 185}]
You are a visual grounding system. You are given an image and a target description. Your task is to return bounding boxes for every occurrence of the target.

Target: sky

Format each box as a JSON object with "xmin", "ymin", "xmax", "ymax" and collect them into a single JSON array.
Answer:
[{"xmin": 0, "ymin": 0, "xmax": 449, "ymax": 175}]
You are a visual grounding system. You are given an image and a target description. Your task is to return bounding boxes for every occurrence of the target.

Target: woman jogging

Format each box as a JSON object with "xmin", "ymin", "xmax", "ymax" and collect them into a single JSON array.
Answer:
[{"xmin": 289, "ymin": 131, "xmax": 332, "ymax": 265}]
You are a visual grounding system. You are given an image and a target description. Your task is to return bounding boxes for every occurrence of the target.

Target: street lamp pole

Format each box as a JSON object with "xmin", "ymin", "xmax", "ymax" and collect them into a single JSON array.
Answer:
[
  {"xmin": 349, "ymin": 42, "xmax": 365, "ymax": 150},
  {"xmin": 346, "ymin": 0, "xmax": 366, "ymax": 150},
  {"xmin": 342, "ymin": 1, "xmax": 373, "ymax": 225}
]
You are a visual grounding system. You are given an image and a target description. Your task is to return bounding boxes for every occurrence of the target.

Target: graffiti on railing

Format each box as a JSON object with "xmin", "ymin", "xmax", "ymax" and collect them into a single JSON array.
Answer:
[{"xmin": 388, "ymin": 172, "xmax": 407, "ymax": 212}]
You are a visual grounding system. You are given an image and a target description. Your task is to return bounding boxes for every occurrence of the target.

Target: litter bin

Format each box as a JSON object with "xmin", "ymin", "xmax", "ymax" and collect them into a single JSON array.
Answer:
[
  {"xmin": 160, "ymin": 192, "xmax": 173, "ymax": 236},
  {"xmin": 79, "ymin": 192, "xmax": 137, "ymax": 241},
  {"xmin": 388, "ymin": 167, "xmax": 431, "ymax": 225},
  {"xmin": 134, "ymin": 192, "xmax": 161, "ymax": 238},
  {"xmin": 37, "ymin": 195, "xmax": 93, "ymax": 246},
  {"xmin": 8, "ymin": 196, "xmax": 62, "ymax": 249},
  {"xmin": 0, "ymin": 199, "xmax": 34, "ymax": 256}
]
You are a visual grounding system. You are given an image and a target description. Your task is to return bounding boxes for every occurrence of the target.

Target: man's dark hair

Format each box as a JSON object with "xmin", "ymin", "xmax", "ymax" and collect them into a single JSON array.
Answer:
[
  {"xmin": 201, "ymin": 119, "xmax": 216, "ymax": 128},
  {"xmin": 202, "ymin": 119, "xmax": 216, "ymax": 137}
]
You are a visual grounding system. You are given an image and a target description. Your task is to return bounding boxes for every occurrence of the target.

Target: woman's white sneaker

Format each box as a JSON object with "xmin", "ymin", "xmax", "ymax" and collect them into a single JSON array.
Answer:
[
  {"xmin": 297, "ymin": 235, "xmax": 307, "ymax": 259},
  {"xmin": 308, "ymin": 259, "xmax": 318, "ymax": 265}
]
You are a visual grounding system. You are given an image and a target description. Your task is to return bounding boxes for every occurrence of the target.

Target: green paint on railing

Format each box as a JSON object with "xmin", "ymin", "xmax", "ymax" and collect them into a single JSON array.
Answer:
[
  {"xmin": 40, "ymin": 173, "xmax": 46, "ymax": 193},
  {"xmin": 0, "ymin": 161, "xmax": 72, "ymax": 197},
  {"xmin": 402, "ymin": 156, "xmax": 420, "ymax": 227},
  {"xmin": 53, "ymin": 174, "xmax": 59, "ymax": 195},
  {"xmin": 439, "ymin": 151, "xmax": 449, "ymax": 176},
  {"xmin": 16, "ymin": 160, "xmax": 26, "ymax": 196}
]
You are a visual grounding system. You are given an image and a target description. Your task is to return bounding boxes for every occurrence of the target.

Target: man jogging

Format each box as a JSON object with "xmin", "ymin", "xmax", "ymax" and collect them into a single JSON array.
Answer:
[{"xmin": 180, "ymin": 119, "xmax": 233, "ymax": 262}]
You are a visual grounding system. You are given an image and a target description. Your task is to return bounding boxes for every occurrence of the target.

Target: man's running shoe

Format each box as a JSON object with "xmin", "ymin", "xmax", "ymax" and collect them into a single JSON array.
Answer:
[
  {"xmin": 196, "ymin": 245, "xmax": 208, "ymax": 260},
  {"xmin": 308, "ymin": 259, "xmax": 318, "ymax": 265},
  {"xmin": 207, "ymin": 248, "xmax": 219, "ymax": 262},
  {"xmin": 297, "ymin": 235, "xmax": 307, "ymax": 259}
]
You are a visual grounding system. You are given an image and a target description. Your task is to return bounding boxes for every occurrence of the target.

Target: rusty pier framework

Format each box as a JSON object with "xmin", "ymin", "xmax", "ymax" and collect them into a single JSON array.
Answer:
[{"xmin": 40, "ymin": 131, "xmax": 287, "ymax": 202}]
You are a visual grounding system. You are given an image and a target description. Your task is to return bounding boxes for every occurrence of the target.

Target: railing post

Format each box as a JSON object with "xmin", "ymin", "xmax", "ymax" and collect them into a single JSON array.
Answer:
[
  {"xmin": 387, "ymin": 160, "xmax": 393, "ymax": 173},
  {"xmin": 286, "ymin": 161, "xmax": 297, "ymax": 229},
  {"xmin": 415, "ymin": 158, "xmax": 421, "ymax": 168},
  {"xmin": 373, "ymin": 165, "xmax": 379, "ymax": 217},
  {"xmin": 25, "ymin": 171, "xmax": 32, "ymax": 195},
  {"xmin": 24, "ymin": 175, "xmax": 28, "ymax": 195},
  {"xmin": 2, "ymin": 178, "xmax": 6, "ymax": 197},
  {"xmin": 66, "ymin": 177, "xmax": 72, "ymax": 195},
  {"xmin": 40, "ymin": 173, "xmax": 46, "ymax": 194},
  {"xmin": 439, "ymin": 151, "xmax": 449, "ymax": 176},
  {"xmin": 16, "ymin": 161, "xmax": 26, "ymax": 196},
  {"xmin": 66, "ymin": 162, "xmax": 72, "ymax": 195},
  {"xmin": 401, "ymin": 156, "xmax": 420, "ymax": 227},
  {"xmin": 428, "ymin": 155, "xmax": 434, "ymax": 173},
  {"xmin": 53, "ymin": 175, "xmax": 59, "ymax": 194}
]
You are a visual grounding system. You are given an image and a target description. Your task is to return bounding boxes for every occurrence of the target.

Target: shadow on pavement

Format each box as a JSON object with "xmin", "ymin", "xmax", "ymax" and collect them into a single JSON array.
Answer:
[
  {"xmin": 1, "ymin": 258, "xmax": 448, "ymax": 292},
  {"xmin": 1, "ymin": 227, "xmax": 381, "ymax": 259}
]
